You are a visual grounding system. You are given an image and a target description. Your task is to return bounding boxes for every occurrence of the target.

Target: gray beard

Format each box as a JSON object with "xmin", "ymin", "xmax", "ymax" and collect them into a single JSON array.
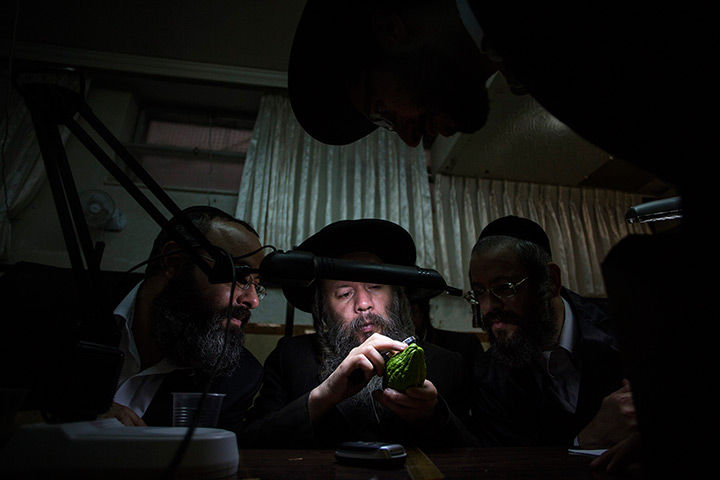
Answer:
[
  {"xmin": 318, "ymin": 301, "xmax": 415, "ymax": 379},
  {"xmin": 150, "ymin": 266, "xmax": 249, "ymax": 378},
  {"xmin": 320, "ymin": 311, "xmax": 412, "ymax": 418},
  {"xmin": 316, "ymin": 288, "xmax": 415, "ymax": 419}
]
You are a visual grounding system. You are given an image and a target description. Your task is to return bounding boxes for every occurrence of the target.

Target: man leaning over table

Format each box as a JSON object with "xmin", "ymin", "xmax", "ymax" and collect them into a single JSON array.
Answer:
[{"xmin": 238, "ymin": 219, "xmax": 478, "ymax": 448}]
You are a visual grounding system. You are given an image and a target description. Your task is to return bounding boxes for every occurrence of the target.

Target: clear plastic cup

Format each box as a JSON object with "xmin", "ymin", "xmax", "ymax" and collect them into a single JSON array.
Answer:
[{"xmin": 171, "ymin": 392, "xmax": 226, "ymax": 427}]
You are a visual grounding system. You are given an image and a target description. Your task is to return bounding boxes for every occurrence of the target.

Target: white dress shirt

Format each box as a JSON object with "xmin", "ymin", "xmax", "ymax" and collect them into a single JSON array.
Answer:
[
  {"xmin": 542, "ymin": 298, "xmax": 582, "ymax": 414},
  {"xmin": 112, "ymin": 282, "xmax": 182, "ymax": 418}
]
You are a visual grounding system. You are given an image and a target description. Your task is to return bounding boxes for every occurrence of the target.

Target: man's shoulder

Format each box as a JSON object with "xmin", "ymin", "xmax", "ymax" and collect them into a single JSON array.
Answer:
[
  {"xmin": 209, "ymin": 347, "xmax": 264, "ymax": 393},
  {"xmin": 419, "ymin": 339, "xmax": 464, "ymax": 367},
  {"xmin": 429, "ymin": 329, "xmax": 482, "ymax": 350},
  {"xmin": 562, "ymin": 288, "xmax": 612, "ymax": 323},
  {"xmin": 267, "ymin": 333, "xmax": 318, "ymax": 363},
  {"xmin": 238, "ymin": 347, "xmax": 263, "ymax": 372},
  {"xmin": 276, "ymin": 332, "xmax": 317, "ymax": 349},
  {"xmin": 562, "ymin": 288, "xmax": 618, "ymax": 349},
  {"xmin": 419, "ymin": 338, "xmax": 457, "ymax": 353}
]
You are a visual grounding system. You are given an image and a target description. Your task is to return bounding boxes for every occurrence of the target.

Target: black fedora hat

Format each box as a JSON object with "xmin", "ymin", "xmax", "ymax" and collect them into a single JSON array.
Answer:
[
  {"xmin": 282, "ymin": 219, "xmax": 416, "ymax": 312},
  {"xmin": 288, "ymin": 0, "xmax": 378, "ymax": 145}
]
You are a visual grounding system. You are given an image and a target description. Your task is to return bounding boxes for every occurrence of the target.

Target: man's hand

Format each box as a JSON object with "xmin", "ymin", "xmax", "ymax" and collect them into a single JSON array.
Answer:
[
  {"xmin": 308, "ymin": 333, "xmax": 407, "ymax": 423},
  {"xmin": 578, "ymin": 379, "xmax": 636, "ymax": 448},
  {"xmin": 591, "ymin": 431, "xmax": 644, "ymax": 474},
  {"xmin": 373, "ymin": 379, "xmax": 439, "ymax": 427},
  {"xmin": 98, "ymin": 402, "xmax": 146, "ymax": 426}
]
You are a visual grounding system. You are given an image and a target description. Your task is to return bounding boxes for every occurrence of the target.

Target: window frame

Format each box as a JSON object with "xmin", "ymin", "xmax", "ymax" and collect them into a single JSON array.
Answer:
[{"xmin": 111, "ymin": 105, "xmax": 256, "ymax": 194}]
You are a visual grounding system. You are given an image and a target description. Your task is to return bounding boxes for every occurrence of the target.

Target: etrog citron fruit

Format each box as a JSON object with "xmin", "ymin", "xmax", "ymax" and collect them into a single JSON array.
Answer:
[{"xmin": 383, "ymin": 342, "xmax": 426, "ymax": 392}]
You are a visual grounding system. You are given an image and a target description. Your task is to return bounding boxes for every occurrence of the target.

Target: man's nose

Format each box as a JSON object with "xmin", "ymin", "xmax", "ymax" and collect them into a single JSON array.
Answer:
[
  {"xmin": 354, "ymin": 289, "xmax": 374, "ymax": 312},
  {"xmin": 480, "ymin": 294, "xmax": 504, "ymax": 317},
  {"xmin": 236, "ymin": 284, "xmax": 260, "ymax": 310}
]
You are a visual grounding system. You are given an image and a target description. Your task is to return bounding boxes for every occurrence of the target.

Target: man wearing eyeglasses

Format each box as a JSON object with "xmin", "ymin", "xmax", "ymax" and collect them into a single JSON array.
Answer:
[
  {"xmin": 239, "ymin": 219, "xmax": 477, "ymax": 448},
  {"xmin": 466, "ymin": 215, "xmax": 635, "ymax": 452},
  {"xmin": 99, "ymin": 206, "xmax": 266, "ymax": 430}
]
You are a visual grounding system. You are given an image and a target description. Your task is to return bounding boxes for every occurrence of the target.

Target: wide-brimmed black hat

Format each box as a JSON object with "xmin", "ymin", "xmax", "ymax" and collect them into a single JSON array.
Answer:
[
  {"xmin": 288, "ymin": 0, "xmax": 378, "ymax": 145},
  {"xmin": 478, "ymin": 215, "xmax": 552, "ymax": 256},
  {"xmin": 282, "ymin": 219, "xmax": 416, "ymax": 312}
]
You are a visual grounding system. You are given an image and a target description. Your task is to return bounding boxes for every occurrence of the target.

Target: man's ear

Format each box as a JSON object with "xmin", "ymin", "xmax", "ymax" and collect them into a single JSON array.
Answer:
[
  {"xmin": 548, "ymin": 263, "xmax": 562, "ymax": 298},
  {"xmin": 160, "ymin": 241, "xmax": 186, "ymax": 279},
  {"xmin": 369, "ymin": 9, "xmax": 408, "ymax": 48}
]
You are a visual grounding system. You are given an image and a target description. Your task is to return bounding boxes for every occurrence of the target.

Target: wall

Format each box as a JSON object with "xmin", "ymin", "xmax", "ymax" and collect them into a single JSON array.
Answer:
[{"xmin": 7, "ymin": 87, "xmax": 247, "ymax": 267}]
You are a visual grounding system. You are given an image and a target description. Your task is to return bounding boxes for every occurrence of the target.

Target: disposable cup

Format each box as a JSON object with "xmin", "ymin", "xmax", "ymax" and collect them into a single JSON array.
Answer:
[{"xmin": 171, "ymin": 392, "xmax": 226, "ymax": 427}]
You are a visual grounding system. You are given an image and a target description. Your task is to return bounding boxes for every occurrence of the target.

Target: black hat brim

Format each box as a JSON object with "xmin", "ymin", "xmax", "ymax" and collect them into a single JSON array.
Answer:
[
  {"xmin": 288, "ymin": 0, "xmax": 378, "ymax": 146},
  {"xmin": 282, "ymin": 219, "xmax": 416, "ymax": 312}
]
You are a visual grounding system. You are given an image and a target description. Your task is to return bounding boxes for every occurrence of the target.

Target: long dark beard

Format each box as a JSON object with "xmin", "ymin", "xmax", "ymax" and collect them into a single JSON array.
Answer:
[
  {"xmin": 317, "ymin": 289, "xmax": 414, "ymax": 416},
  {"xmin": 150, "ymin": 266, "xmax": 249, "ymax": 377},
  {"xmin": 482, "ymin": 284, "xmax": 558, "ymax": 368}
]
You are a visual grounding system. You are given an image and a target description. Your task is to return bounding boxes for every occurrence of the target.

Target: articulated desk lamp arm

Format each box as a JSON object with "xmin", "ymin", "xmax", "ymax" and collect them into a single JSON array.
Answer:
[
  {"xmin": 11, "ymin": 72, "xmax": 239, "ymax": 426},
  {"xmin": 15, "ymin": 74, "xmax": 236, "ymax": 285}
]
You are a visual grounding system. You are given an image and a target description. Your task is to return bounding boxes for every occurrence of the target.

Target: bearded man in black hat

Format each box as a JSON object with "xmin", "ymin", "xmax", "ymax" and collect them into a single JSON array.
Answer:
[
  {"xmin": 239, "ymin": 219, "xmax": 477, "ymax": 448},
  {"xmin": 467, "ymin": 215, "xmax": 637, "ymax": 455}
]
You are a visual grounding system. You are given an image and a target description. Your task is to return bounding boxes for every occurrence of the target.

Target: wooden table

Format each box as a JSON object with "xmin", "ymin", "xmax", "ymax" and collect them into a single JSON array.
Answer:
[{"xmin": 235, "ymin": 447, "xmax": 641, "ymax": 479}]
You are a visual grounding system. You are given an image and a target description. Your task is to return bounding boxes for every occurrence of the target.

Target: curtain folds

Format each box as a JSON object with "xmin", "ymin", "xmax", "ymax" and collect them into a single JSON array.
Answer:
[
  {"xmin": 237, "ymin": 95, "xmax": 652, "ymax": 299},
  {"xmin": 236, "ymin": 95, "xmax": 435, "ymax": 267},
  {"xmin": 431, "ymin": 174, "xmax": 652, "ymax": 297}
]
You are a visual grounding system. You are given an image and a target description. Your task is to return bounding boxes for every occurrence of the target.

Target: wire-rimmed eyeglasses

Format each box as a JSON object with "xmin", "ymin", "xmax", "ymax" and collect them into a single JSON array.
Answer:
[
  {"xmin": 464, "ymin": 276, "xmax": 529, "ymax": 305},
  {"xmin": 199, "ymin": 254, "xmax": 266, "ymax": 300}
]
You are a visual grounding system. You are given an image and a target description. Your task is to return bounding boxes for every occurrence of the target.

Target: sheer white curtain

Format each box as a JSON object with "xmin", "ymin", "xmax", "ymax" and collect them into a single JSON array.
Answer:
[
  {"xmin": 432, "ymin": 174, "xmax": 652, "ymax": 297},
  {"xmin": 0, "ymin": 70, "xmax": 79, "ymax": 259},
  {"xmin": 235, "ymin": 95, "xmax": 435, "ymax": 266}
]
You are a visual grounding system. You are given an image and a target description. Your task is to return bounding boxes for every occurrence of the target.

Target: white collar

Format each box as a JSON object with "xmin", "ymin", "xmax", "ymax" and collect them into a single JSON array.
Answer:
[
  {"xmin": 114, "ymin": 282, "xmax": 141, "ymax": 329},
  {"xmin": 113, "ymin": 281, "xmax": 180, "ymax": 376},
  {"xmin": 557, "ymin": 297, "xmax": 578, "ymax": 357}
]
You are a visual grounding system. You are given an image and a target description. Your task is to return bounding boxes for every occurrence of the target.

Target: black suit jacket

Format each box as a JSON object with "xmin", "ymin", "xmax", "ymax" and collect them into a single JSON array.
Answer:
[
  {"xmin": 470, "ymin": 288, "xmax": 624, "ymax": 446},
  {"xmin": 239, "ymin": 334, "xmax": 478, "ymax": 448},
  {"xmin": 423, "ymin": 327, "xmax": 484, "ymax": 380},
  {"xmin": 141, "ymin": 351, "xmax": 263, "ymax": 431}
]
